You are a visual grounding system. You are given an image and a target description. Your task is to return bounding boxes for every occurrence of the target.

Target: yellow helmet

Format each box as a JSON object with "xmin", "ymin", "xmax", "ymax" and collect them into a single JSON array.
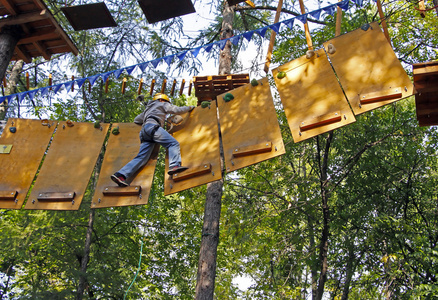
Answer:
[{"xmin": 153, "ymin": 93, "xmax": 170, "ymax": 102}]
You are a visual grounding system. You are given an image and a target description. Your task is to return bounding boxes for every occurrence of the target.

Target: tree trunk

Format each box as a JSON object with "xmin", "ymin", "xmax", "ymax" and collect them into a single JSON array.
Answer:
[
  {"xmin": 340, "ymin": 245, "xmax": 356, "ymax": 300},
  {"xmin": 0, "ymin": 59, "xmax": 24, "ymax": 120},
  {"xmin": 76, "ymin": 209, "xmax": 95, "ymax": 300},
  {"xmin": 0, "ymin": 26, "xmax": 22, "ymax": 81},
  {"xmin": 315, "ymin": 132, "xmax": 333, "ymax": 300},
  {"xmin": 195, "ymin": 2, "xmax": 234, "ymax": 299}
]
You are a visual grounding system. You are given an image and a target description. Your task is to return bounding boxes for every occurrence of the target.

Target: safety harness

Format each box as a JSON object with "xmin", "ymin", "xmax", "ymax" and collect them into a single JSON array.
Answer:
[{"xmin": 143, "ymin": 116, "xmax": 161, "ymax": 143}]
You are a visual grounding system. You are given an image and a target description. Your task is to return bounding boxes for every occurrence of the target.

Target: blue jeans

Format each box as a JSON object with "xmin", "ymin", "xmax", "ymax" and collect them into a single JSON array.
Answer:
[{"xmin": 117, "ymin": 123, "xmax": 181, "ymax": 180}]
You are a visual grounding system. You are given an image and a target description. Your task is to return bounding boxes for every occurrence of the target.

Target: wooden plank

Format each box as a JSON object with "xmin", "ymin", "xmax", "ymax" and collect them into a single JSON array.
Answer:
[
  {"xmin": 172, "ymin": 163, "xmax": 211, "ymax": 182},
  {"xmin": 25, "ymin": 121, "xmax": 109, "ymax": 210},
  {"xmin": 102, "ymin": 186, "xmax": 141, "ymax": 196},
  {"xmin": 323, "ymin": 22, "xmax": 414, "ymax": 115},
  {"xmin": 0, "ymin": 118, "xmax": 55, "ymax": 209},
  {"xmin": 0, "ymin": 9, "xmax": 48, "ymax": 27},
  {"xmin": 164, "ymin": 103, "xmax": 222, "ymax": 195},
  {"xmin": 0, "ymin": 191, "xmax": 18, "ymax": 201},
  {"xmin": 91, "ymin": 123, "xmax": 158, "ymax": 208},
  {"xmin": 414, "ymin": 78, "xmax": 438, "ymax": 93},
  {"xmin": 193, "ymin": 74, "xmax": 249, "ymax": 102},
  {"xmin": 272, "ymin": 49, "xmax": 356, "ymax": 142},
  {"xmin": 217, "ymin": 77, "xmax": 286, "ymax": 171},
  {"xmin": 359, "ymin": 88, "xmax": 403, "ymax": 105},
  {"xmin": 299, "ymin": 112, "xmax": 342, "ymax": 131},
  {"xmin": 232, "ymin": 142, "xmax": 272, "ymax": 157},
  {"xmin": 37, "ymin": 192, "xmax": 75, "ymax": 201}
]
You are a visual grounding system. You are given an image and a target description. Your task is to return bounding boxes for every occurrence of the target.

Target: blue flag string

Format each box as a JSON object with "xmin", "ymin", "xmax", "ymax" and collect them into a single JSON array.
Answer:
[{"xmin": 0, "ymin": 0, "xmax": 363, "ymax": 105}]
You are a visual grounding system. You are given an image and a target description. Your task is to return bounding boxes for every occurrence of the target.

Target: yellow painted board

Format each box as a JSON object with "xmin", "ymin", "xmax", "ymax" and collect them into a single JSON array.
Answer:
[
  {"xmin": 91, "ymin": 123, "xmax": 158, "ymax": 208},
  {"xmin": 272, "ymin": 49, "xmax": 356, "ymax": 143},
  {"xmin": 25, "ymin": 121, "xmax": 109, "ymax": 210},
  {"xmin": 0, "ymin": 118, "xmax": 56, "ymax": 209},
  {"xmin": 217, "ymin": 77, "xmax": 286, "ymax": 171},
  {"xmin": 323, "ymin": 22, "xmax": 414, "ymax": 115},
  {"xmin": 164, "ymin": 103, "xmax": 222, "ymax": 195}
]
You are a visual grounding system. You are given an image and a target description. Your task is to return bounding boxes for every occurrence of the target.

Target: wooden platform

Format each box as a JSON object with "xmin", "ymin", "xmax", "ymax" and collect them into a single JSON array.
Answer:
[
  {"xmin": 24, "ymin": 121, "xmax": 109, "ymax": 210},
  {"xmin": 0, "ymin": 0, "xmax": 78, "ymax": 62},
  {"xmin": 413, "ymin": 61, "xmax": 438, "ymax": 126},
  {"xmin": 323, "ymin": 22, "xmax": 414, "ymax": 115},
  {"xmin": 217, "ymin": 77, "xmax": 285, "ymax": 171},
  {"xmin": 164, "ymin": 104, "xmax": 222, "ymax": 195},
  {"xmin": 0, "ymin": 118, "xmax": 55, "ymax": 209},
  {"xmin": 91, "ymin": 123, "xmax": 158, "ymax": 208},
  {"xmin": 273, "ymin": 49, "xmax": 356, "ymax": 143},
  {"xmin": 193, "ymin": 74, "xmax": 249, "ymax": 105}
]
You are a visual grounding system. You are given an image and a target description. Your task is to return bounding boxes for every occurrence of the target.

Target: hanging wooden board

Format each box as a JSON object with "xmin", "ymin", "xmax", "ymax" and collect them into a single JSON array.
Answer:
[
  {"xmin": 323, "ymin": 22, "xmax": 414, "ymax": 115},
  {"xmin": 272, "ymin": 49, "xmax": 356, "ymax": 143},
  {"xmin": 0, "ymin": 118, "xmax": 56, "ymax": 209},
  {"xmin": 91, "ymin": 123, "xmax": 159, "ymax": 208},
  {"xmin": 164, "ymin": 104, "xmax": 222, "ymax": 195},
  {"xmin": 24, "ymin": 121, "xmax": 109, "ymax": 210},
  {"xmin": 413, "ymin": 61, "xmax": 438, "ymax": 126},
  {"xmin": 217, "ymin": 77, "xmax": 285, "ymax": 171}
]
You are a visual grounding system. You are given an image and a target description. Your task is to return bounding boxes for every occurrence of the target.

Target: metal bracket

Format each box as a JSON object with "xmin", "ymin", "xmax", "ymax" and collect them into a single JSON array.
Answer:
[{"xmin": 0, "ymin": 145, "xmax": 13, "ymax": 154}]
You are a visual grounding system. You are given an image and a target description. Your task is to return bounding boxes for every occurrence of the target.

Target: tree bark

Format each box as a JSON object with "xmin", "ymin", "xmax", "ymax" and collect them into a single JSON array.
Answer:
[
  {"xmin": 195, "ymin": 2, "xmax": 234, "ymax": 299},
  {"xmin": 315, "ymin": 132, "xmax": 333, "ymax": 300},
  {"xmin": 76, "ymin": 209, "xmax": 95, "ymax": 300},
  {"xmin": 0, "ymin": 59, "xmax": 24, "ymax": 120},
  {"xmin": 0, "ymin": 26, "xmax": 22, "ymax": 81}
]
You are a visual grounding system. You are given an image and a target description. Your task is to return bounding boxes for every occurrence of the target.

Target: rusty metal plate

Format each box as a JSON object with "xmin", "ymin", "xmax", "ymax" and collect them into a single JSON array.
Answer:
[
  {"xmin": 272, "ymin": 49, "xmax": 356, "ymax": 143},
  {"xmin": 164, "ymin": 103, "xmax": 222, "ymax": 195},
  {"xmin": 61, "ymin": 3, "xmax": 117, "ymax": 31},
  {"xmin": 323, "ymin": 22, "xmax": 414, "ymax": 115},
  {"xmin": 217, "ymin": 77, "xmax": 286, "ymax": 171},
  {"xmin": 138, "ymin": 0, "xmax": 195, "ymax": 24},
  {"xmin": 91, "ymin": 123, "xmax": 158, "ymax": 208},
  {"xmin": 0, "ymin": 118, "xmax": 56, "ymax": 209},
  {"xmin": 24, "ymin": 121, "xmax": 109, "ymax": 210}
]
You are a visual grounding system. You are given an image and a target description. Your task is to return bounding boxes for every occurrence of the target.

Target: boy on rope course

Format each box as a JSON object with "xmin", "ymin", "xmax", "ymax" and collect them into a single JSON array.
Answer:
[{"xmin": 111, "ymin": 93, "xmax": 195, "ymax": 187}]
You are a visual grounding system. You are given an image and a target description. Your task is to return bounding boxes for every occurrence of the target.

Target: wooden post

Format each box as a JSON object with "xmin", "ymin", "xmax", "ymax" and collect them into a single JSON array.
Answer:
[
  {"xmin": 179, "ymin": 79, "xmax": 185, "ymax": 96},
  {"xmin": 160, "ymin": 78, "xmax": 167, "ymax": 93},
  {"xmin": 137, "ymin": 78, "xmax": 144, "ymax": 95},
  {"xmin": 418, "ymin": 0, "xmax": 426, "ymax": 18},
  {"xmin": 2, "ymin": 77, "xmax": 6, "ymax": 87},
  {"xmin": 170, "ymin": 79, "xmax": 177, "ymax": 96},
  {"xmin": 188, "ymin": 80, "xmax": 192, "ymax": 96},
  {"xmin": 105, "ymin": 78, "xmax": 109, "ymax": 93},
  {"xmin": 376, "ymin": 0, "xmax": 391, "ymax": 45},
  {"xmin": 121, "ymin": 77, "xmax": 127, "ymax": 94},
  {"xmin": 71, "ymin": 75, "xmax": 75, "ymax": 92},
  {"xmin": 149, "ymin": 79, "xmax": 155, "ymax": 95},
  {"xmin": 298, "ymin": 0, "xmax": 313, "ymax": 50},
  {"xmin": 26, "ymin": 72, "xmax": 29, "ymax": 90},
  {"xmin": 336, "ymin": 0, "xmax": 342, "ymax": 36},
  {"xmin": 263, "ymin": 0, "xmax": 284, "ymax": 73}
]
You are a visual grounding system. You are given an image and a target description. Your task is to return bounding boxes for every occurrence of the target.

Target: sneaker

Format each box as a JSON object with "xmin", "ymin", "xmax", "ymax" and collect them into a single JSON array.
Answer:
[
  {"xmin": 111, "ymin": 173, "xmax": 129, "ymax": 187},
  {"xmin": 168, "ymin": 165, "xmax": 189, "ymax": 175}
]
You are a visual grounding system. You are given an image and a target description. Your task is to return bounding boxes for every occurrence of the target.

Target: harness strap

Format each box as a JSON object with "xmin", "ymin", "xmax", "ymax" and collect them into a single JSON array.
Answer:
[{"xmin": 143, "ymin": 124, "xmax": 160, "ymax": 143}]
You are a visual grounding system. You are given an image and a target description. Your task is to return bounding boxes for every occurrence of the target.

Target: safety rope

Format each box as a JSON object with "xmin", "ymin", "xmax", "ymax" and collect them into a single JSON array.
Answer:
[{"xmin": 123, "ymin": 189, "xmax": 155, "ymax": 300}]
